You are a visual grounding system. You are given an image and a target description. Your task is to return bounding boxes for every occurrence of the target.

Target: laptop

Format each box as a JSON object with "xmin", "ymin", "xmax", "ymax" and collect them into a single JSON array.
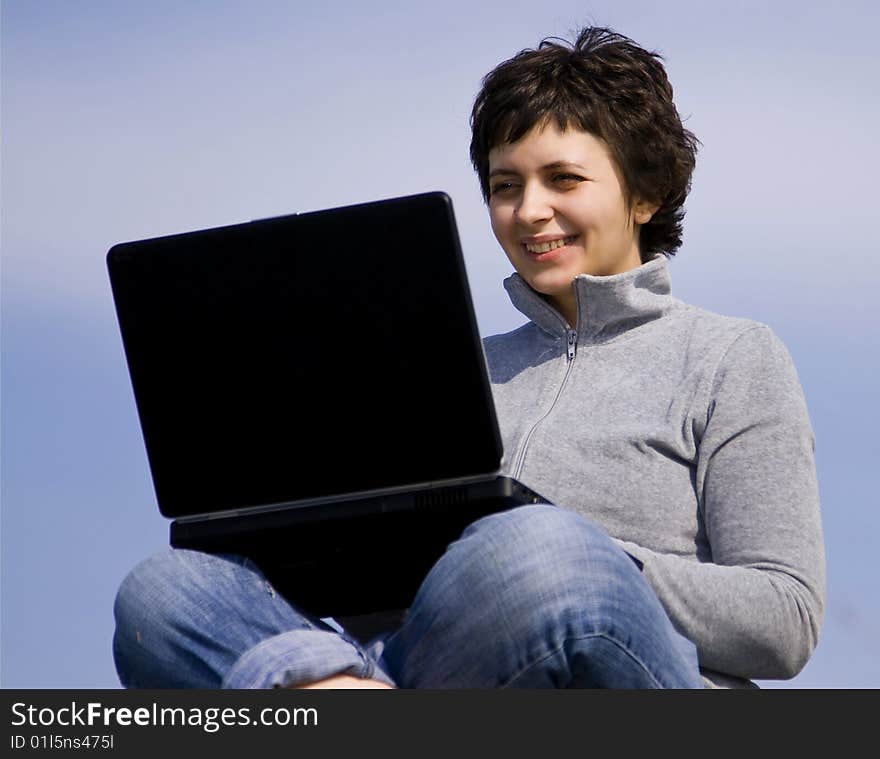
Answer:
[{"xmin": 107, "ymin": 191, "xmax": 547, "ymax": 618}]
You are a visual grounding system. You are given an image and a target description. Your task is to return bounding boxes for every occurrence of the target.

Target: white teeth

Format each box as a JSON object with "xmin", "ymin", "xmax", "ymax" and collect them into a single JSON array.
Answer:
[{"xmin": 525, "ymin": 236, "xmax": 573, "ymax": 253}]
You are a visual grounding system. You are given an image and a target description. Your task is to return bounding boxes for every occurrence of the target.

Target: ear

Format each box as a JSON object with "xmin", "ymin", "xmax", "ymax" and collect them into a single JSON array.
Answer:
[{"xmin": 633, "ymin": 199, "xmax": 660, "ymax": 226}]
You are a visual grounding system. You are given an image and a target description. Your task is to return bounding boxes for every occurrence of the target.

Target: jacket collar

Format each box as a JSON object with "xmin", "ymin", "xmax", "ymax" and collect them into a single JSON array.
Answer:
[{"xmin": 503, "ymin": 255, "xmax": 677, "ymax": 342}]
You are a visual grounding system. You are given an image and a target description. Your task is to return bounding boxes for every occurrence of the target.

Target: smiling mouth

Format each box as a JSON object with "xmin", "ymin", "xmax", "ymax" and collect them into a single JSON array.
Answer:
[{"xmin": 523, "ymin": 235, "xmax": 577, "ymax": 254}]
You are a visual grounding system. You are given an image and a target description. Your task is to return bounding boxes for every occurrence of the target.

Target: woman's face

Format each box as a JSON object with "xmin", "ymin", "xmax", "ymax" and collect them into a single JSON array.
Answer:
[{"xmin": 487, "ymin": 121, "xmax": 656, "ymax": 324}]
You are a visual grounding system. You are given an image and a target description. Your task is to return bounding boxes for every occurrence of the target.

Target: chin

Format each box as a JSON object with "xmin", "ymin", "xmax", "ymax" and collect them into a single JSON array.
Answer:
[{"xmin": 524, "ymin": 270, "xmax": 577, "ymax": 298}]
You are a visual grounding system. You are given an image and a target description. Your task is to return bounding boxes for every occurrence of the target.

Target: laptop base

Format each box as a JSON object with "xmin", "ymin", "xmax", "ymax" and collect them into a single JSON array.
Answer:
[{"xmin": 170, "ymin": 475, "xmax": 546, "ymax": 617}]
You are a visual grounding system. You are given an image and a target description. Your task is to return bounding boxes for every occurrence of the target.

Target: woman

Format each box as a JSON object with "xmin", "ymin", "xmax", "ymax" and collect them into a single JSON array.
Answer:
[{"xmin": 113, "ymin": 27, "xmax": 825, "ymax": 689}]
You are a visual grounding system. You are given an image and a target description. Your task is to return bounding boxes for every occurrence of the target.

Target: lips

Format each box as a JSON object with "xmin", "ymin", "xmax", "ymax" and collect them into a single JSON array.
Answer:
[
  {"xmin": 521, "ymin": 235, "xmax": 578, "ymax": 262},
  {"xmin": 523, "ymin": 235, "xmax": 577, "ymax": 253}
]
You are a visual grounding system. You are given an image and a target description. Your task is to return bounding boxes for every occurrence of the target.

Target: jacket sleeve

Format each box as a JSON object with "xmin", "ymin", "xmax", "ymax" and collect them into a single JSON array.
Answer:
[{"xmin": 616, "ymin": 325, "xmax": 826, "ymax": 679}]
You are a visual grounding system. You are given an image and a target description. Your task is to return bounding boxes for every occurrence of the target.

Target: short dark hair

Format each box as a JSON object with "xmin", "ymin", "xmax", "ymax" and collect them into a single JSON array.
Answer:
[{"xmin": 469, "ymin": 27, "xmax": 699, "ymax": 259}]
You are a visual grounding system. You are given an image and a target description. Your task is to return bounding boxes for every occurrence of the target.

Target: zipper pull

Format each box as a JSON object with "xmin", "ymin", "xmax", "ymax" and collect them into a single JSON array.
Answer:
[{"xmin": 567, "ymin": 329, "xmax": 577, "ymax": 361}]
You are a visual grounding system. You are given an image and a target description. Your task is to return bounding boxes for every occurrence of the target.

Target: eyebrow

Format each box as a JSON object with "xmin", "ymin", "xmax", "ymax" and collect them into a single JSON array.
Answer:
[{"xmin": 488, "ymin": 161, "xmax": 587, "ymax": 178}]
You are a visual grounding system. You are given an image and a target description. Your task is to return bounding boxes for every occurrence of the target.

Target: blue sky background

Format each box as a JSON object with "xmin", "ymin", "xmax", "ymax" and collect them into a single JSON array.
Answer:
[{"xmin": 2, "ymin": 0, "xmax": 878, "ymax": 688}]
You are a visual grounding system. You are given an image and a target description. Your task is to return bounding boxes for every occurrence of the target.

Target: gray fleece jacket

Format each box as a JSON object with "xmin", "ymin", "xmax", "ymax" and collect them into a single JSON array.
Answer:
[{"xmin": 482, "ymin": 255, "xmax": 825, "ymax": 689}]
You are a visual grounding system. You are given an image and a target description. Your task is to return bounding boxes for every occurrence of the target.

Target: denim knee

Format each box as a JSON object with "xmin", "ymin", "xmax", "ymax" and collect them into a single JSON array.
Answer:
[
  {"xmin": 114, "ymin": 549, "xmax": 197, "ymax": 648},
  {"xmin": 113, "ymin": 549, "xmax": 261, "ymax": 687},
  {"xmin": 384, "ymin": 504, "xmax": 653, "ymax": 687},
  {"xmin": 384, "ymin": 503, "xmax": 706, "ymax": 687},
  {"xmin": 113, "ymin": 549, "xmax": 393, "ymax": 689},
  {"xmin": 448, "ymin": 504, "xmax": 641, "ymax": 636},
  {"xmin": 114, "ymin": 549, "xmax": 263, "ymax": 642}
]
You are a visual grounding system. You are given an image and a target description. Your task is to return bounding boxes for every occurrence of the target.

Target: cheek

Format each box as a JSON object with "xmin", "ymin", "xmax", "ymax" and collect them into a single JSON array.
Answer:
[
  {"xmin": 488, "ymin": 206, "xmax": 510, "ymax": 243},
  {"xmin": 577, "ymin": 206, "xmax": 625, "ymax": 241}
]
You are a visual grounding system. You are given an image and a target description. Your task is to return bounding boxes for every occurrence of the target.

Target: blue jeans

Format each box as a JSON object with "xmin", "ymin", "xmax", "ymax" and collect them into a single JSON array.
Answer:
[{"xmin": 113, "ymin": 505, "xmax": 703, "ymax": 688}]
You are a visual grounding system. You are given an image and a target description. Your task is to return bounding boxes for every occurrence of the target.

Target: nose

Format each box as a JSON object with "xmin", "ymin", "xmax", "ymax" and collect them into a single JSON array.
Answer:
[{"xmin": 515, "ymin": 182, "xmax": 553, "ymax": 227}]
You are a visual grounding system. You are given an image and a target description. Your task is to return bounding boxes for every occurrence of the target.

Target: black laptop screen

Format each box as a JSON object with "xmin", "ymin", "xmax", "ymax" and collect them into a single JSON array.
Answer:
[{"xmin": 107, "ymin": 193, "xmax": 502, "ymax": 518}]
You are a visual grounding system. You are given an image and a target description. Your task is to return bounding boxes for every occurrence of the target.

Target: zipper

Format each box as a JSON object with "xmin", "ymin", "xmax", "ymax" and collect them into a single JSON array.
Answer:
[{"xmin": 512, "ymin": 325, "xmax": 579, "ymax": 481}]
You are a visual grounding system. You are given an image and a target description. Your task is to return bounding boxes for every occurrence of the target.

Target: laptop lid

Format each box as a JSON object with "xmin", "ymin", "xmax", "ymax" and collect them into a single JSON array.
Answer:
[{"xmin": 107, "ymin": 192, "xmax": 502, "ymax": 519}]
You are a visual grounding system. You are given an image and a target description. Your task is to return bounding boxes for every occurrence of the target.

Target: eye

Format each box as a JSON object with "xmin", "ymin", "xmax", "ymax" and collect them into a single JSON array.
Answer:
[
  {"xmin": 489, "ymin": 180, "xmax": 519, "ymax": 197},
  {"xmin": 552, "ymin": 172, "xmax": 585, "ymax": 187}
]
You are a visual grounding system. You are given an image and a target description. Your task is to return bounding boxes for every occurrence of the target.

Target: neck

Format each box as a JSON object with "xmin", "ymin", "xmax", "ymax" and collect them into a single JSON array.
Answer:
[{"xmin": 548, "ymin": 292, "xmax": 578, "ymax": 329}]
